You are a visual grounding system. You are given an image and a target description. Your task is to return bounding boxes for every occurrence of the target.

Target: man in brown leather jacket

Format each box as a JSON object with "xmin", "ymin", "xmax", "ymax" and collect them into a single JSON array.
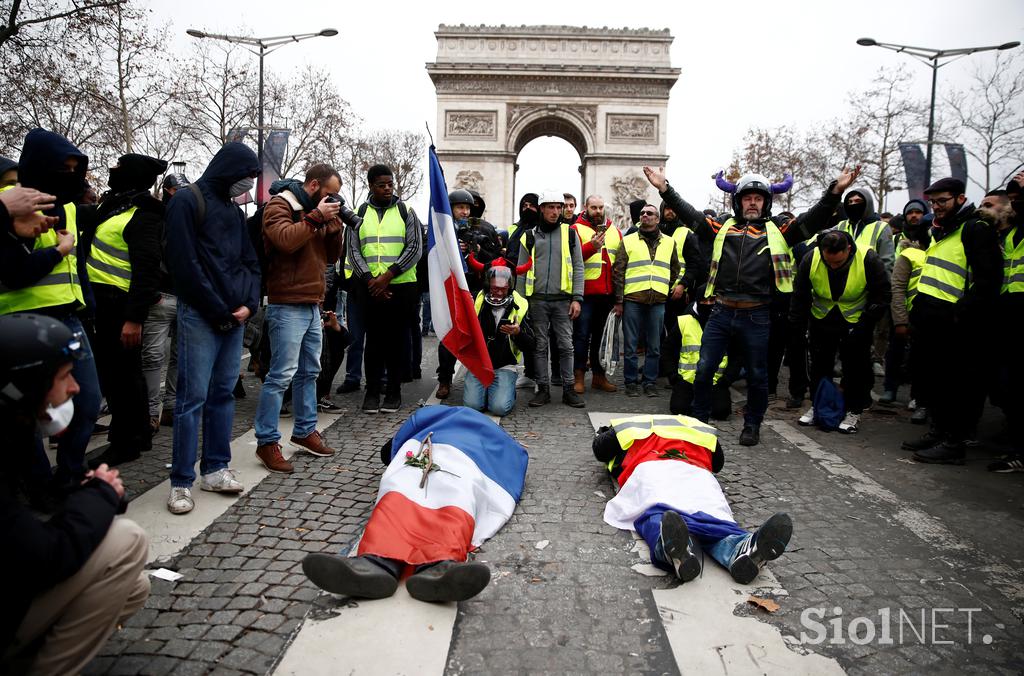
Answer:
[{"xmin": 253, "ymin": 164, "xmax": 345, "ymax": 474}]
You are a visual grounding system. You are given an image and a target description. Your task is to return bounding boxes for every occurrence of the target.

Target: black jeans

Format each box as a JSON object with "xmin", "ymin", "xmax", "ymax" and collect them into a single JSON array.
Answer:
[
  {"xmin": 356, "ymin": 280, "xmax": 418, "ymax": 397},
  {"xmin": 316, "ymin": 325, "xmax": 351, "ymax": 400},
  {"xmin": 807, "ymin": 318, "xmax": 874, "ymax": 414}
]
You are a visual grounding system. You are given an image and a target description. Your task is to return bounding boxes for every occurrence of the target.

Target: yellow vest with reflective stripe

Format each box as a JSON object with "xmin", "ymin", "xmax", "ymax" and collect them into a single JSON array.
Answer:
[
  {"xmin": 575, "ymin": 222, "xmax": 621, "ymax": 281},
  {"xmin": 0, "ymin": 202, "xmax": 85, "ymax": 315},
  {"xmin": 809, "ymin": 246, "xmax": 868, "ymax": 323},
  {"xmin": 359, "ymin": 204, "xmax": 415, "ymax": 284},
  {"xmin": 838, "ymin": 219, "xmax": 886, "ymax": 253},
  {"xmin": 474, "ymin": 290, "xmax": 529, "ymax": 361},
  {"xmin": 1002, "ymin": 227, "xmax": 1024, "ymax": 294},
  {"xmin": 918, "ymin": 225, "xmax": 969, "ymax": 304},
  {"xmin": 524, "ymin": 224, "xmax": 573, "ymax": 296},
  {"xmin": 609, "ymin": 414, "xmax": 718, "ymax": 453},
  {"xmin": 671, "ymin": 226, "xmax": 690, "ymax": 282},
  {"xmin": 900, "ymin": 247, "xmax": 926, "ymax": 310},
  {"xmin": 677, "ymin": 314, "xmax": 726, "ymax": 384},
  {"xmin": 705, "ymin": 219, "xmax": 793, "ymax": 297},
  {"xmin": 87, "ymin": 207, "xmax": 136, "ymax": 292},
  {"xmin": 622, "ymin": 231, "xmax": 674, "ymax": 296}
]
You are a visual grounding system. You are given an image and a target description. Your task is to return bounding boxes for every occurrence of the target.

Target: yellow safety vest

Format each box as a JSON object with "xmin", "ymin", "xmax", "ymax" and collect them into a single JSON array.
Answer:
[
  {"xmin": 474, "ymin": 290, "xmax": 529, "ymax": 361},
  {"xmin": 609, "ymin": 414, "xmax": 718, "ymax": 457},
  {"xmin": 622, "ymin": 231, "xmax": 674, "ymax": 296},
  {"xmin": 359, "ymin": 204, "xmax": 415, "ymax": 284},
  {"xmin": 705, "ymin": 219, "xmax": 793, "ymax": 297},
  {"xmin": 677, "ymin": 314, "xmax": 726, "ymax": 384},
  {"xmin": 918, "ymin": 225, "xmax": 969, "ymax": 304},
  {"xmin": 838, "ymin": 219, "xmax": 886, "ymax": 253},
  {"xmin": 899, "ymin": 247, "xmax": 926, "ymax": 311},
  {"xmin": 809, "ymin": 246, "xmax": 868, "ymax": 323},
  {"xmin": 0, "ymin": 201, "xmax": 85, "ymax": 315},
  {"xmin": 524, "ymin": 224, "xmax": 573, "ymax": 297},
  {"xmin": 87, "ymin": 207, "xmax": 136, "ymax": 292},
  {"xmin": 1002, "ymin": 227, "xmax": 1024, "ymax": 294},
  {"xmin": 671, "ymin": 226, "xmax": 690, "ymax": 283},
  {"xmin": 575, "ymin": 222, "xmax": 621, "ymax": 281}
]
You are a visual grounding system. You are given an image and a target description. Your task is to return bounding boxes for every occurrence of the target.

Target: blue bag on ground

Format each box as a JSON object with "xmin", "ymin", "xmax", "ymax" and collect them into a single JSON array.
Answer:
[{"xmin": 813, "ymin": 379, "xmax": 844, "ymax": 431}]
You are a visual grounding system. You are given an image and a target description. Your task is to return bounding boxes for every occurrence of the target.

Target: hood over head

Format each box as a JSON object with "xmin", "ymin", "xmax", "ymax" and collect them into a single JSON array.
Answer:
[
  {"xmin": 468, "ymin": 189, "xmax": 485, "ymax": 219},
  {"xmin": 841, "ymin": 185, "xmax": 878, "ymax": 224},
  {"xmin": 903, "ymin": 198, "xmax": 928, "ymax": 218},
  {"xmin": 17, "ymin": 128, "xmax": 89, "ymax": 204},
  {"xmin": 199, "ymin": 142, "xmax": 259, "ymax": 198},
  {"xmin": 518, "ymin": 192, "xmax": 538, "ymax": 220},
  {"xmin": 0, "ymin": 155, "xmax": 17, "ymax": 178},
  {"xmin": 629, "ymin": 199, "xmax": 646, "ymax": 225}
]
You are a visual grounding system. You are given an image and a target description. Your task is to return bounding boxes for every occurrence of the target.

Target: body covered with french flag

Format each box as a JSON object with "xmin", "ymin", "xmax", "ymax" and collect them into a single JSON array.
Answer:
[
  {"xmin": 357, "ymin": 405, "xmax": 528, "ymax": 565},
  {"xmin": 592, "ymin": 414, "xmax": 793, "ymax": 585}
]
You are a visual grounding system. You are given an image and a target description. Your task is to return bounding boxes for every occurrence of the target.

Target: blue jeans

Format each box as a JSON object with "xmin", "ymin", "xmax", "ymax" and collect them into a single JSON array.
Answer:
[
  {"xmin": 170, "ymin": 301, "xmax": 243, "ymax": 488},
  {"xmin": 694, "ymin": 304, "xmax": 770, "ymax": 426},
  {"xmin": 421, "ymin": 291, "xmax": 432, "ymax": 334},
  {"xmin": 344, "ymin": 288, "xmax": 365, "ymax": 385},
  {"xmin": 622, "ymin": 300, "xmax": 665, "ymax": 386},
  {"xmin": 463, "ymin": 368, "xmax": 518, "ymax": 416},
  {"xmin": 636, "ymin": 508, "xmax": 750, "ymax": 571},
  {"xmin": 255, "ymin": 304, "xmax": 322, "ymax": 445}
]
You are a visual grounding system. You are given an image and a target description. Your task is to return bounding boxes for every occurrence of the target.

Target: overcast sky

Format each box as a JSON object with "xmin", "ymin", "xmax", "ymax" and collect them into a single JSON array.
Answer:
[{"xmin": 150, "ymin": 0, "xmax": 1024, "ymax": 218}]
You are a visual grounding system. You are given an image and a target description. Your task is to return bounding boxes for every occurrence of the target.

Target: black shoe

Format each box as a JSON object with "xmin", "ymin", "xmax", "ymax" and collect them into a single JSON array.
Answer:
[
  {"xmin": 380, "ymin": 394, "xmax": 401, "ymax": 413},
  {"xmin": 625, "ymin": 383, "xmax": 640, "ymax": 398},
  {"xmin": 362, "ymin": 392, "xmax": 381, "ymax": 414},
  {"xmin": 987, "ymin": 455, "xmax": 1024, "ymax": 473},
  {"xmin": 910, "ymin": 407, "xmax": 929, "ymax": 425},
  {"xmin": 785, "ymin": 396, "xmax": 803, "ymax": 409},
  {"xmin": 660, "ymin": 511, "xmax": 702, "ymax": 583},
  {"xmin": 529, "ymin": 385, "xmax": 551, "ymax": 407},
  {"xmin": 233, "ymin": 376, "xmax": 246, "ymax": 399},
  {"xmin": 412, "ymin": 368, "xmax": 422, "ymax": 380},
  {"xmin": 317, "ymin": 397, "xmax": 343, "ymax": 413},
  {"xmin": 301, "ymin": 554, "xmax": 398, "ymax": 599},
  {"xmin": 88, "ymin": 444, "xmax": 141, "ymax": 469},
  {"xmin": 405, "ymin": 560, "xmax": 491, "ymax": 603},
  {"xmin": 739, "ymin": 425, "xmax": 760, "ymax": 446},
  {"xmin": 728, "ymin": 512, "xmax": 792, "ymax": 584},
  {"xmin": 643, "ymin": 384, "xmax": 660, "ymax": 398},
  {"xmin": 562, "ymin": 388, "xmax": 585, "ymax": 408},
  {"xmin": 901, "ymin": 430, "xmax": 944, "ymax": 451},
  {"xmin": 913, "ymin": 442, "xmax": 965, "ymax": 465},
  {"xmin": 90, "ymin": 422, "xmax": 111, "ymax": 436},
  {"xmin": 336, "ymin": 380, "xmax": 360, "ymax": 394}
]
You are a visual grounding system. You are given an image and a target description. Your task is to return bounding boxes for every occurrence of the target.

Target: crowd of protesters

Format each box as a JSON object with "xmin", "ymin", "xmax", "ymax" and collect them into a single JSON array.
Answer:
[{"xmin": 1, "ymin": 120, "xmax": 1023, "ymax": 671}]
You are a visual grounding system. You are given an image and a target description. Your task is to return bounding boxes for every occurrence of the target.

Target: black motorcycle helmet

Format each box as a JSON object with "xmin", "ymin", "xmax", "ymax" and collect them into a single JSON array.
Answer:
[
  {"xmin": 0, "ymin": 313, "xmax": 83, "ymax": 418},
  {"xmin": 448, "ymin": 189, "xmax": 474, "ymax": 208}
]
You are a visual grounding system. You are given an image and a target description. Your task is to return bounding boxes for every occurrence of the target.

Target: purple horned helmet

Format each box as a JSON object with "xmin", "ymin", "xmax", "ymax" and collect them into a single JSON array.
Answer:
[{"xmin": 714, "ymin": 170, "xmax": 793, "ymax": 220}]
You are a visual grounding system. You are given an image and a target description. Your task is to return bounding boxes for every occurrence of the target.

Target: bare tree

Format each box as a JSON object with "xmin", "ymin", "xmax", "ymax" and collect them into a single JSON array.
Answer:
[
  {"xmin": 362, "ymin": 129, "xmax": 427, "ymax": 201},
  {"xmin": 176, "ymin": 40, "xmax": 258, "ymax": 157},
  {"xmin": 945, "ymin": 52, "xmax": 1024, "ymax": 193},
  {"xmin": 0, "ymin": 0, "xmax": 124, "ymax": 50},
  {"xmin": 728, "ymin": 126, "xmax": 820, "ymax": 211}
]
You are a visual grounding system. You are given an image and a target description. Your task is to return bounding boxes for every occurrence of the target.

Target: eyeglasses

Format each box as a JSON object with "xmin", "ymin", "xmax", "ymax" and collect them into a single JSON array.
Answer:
[
  {"xmin": 926, "ymin": 196, "xmax": 954, "ymax": 206},
  {"xmin": 640, "ymin": 210, "xmax": 658, "ymax": 216}
]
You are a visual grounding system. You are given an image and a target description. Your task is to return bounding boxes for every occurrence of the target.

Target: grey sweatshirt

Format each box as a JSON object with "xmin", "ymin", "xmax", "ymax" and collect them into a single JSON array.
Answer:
[{"xmin": 517, "ymin": 224, "xmax": 584, "ymax": 302}]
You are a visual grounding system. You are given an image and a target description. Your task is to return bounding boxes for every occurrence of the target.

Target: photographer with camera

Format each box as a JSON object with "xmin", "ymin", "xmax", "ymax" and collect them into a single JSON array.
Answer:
[
  {"xmin": 251, "ymin": 164, "xmax": 345, "ymax": 478},
  {"xmin": 435, "ymin": 189, "xmax": 504, "ymax": 399},
  {"xmin": 1, "ymin": 313, "xmax": 149, "ymax": 674}
]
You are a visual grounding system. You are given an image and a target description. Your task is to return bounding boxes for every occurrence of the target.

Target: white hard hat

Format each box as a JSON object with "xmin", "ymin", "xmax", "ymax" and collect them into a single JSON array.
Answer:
[{"xmin": 538, "ymin": 190, "xmax": 565, "ymax": 206}]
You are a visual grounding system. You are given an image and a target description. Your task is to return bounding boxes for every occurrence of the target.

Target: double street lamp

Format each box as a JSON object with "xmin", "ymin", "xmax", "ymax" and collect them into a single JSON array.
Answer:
[
  {"xmin": 186, "ymin": 27, "xmax": 339, "ymax": 204},
  {"xmin": 856, "ymin": 37, "xmax": 1020, "ymax": 187}
]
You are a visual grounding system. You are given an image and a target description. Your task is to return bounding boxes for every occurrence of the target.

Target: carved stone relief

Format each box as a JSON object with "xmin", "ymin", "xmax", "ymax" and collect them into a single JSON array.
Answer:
[
  {"xmin": 607, "ymin": 114, "xmax": 658, "ymax": 142},
  {"xmin": 445, "ymin": 111, "xmax": 497, "ymax": 139},
  {"xmin": 609, "ymin": 172, "xmax": 650, "ymax": 230},
  {"xmin": 433, "ymin": 76, "xmax": 673, "ymax": 100},
  {"xmin": 506, "ymin": 104, "xmax": 597, "ymax": 134},
  {"xmin": 453, "ymin": 170, "xmax": 484, "ymax": 193}
]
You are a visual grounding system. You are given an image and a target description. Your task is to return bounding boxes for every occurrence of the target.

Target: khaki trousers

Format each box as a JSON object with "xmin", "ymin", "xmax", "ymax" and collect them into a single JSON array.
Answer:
[{"xmin": 9, "ymin": 518, "xmax": 150, "ymax": 676}]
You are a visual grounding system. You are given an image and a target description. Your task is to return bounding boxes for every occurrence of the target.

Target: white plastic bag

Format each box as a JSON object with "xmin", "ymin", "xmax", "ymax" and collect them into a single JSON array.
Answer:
[{"xmin": 599, "ymin": 312, "xmax": 623, "ymax": 377}]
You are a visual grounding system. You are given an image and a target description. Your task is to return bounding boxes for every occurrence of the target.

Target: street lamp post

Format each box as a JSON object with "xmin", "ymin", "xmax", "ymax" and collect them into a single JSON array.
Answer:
[
  {"xmin": 185, "ymin": 28, "xmax": 338, "ymax": 205},
  {"xmin": 856, "ymin": 37, "xmax": 1020, "ymax": 187}
]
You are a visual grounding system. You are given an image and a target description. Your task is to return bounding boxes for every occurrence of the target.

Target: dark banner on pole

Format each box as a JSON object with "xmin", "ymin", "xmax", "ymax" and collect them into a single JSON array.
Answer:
[
  {"xmin": 899, "ymin": 142, "xmax": 928, "ymax": 202},
  {"xmin": 945, "ymin": 143, "xmax": 969, "ymax": 186},
  {"xmin": 257, "ymin": 130, "xmax": 290, "ymax": 205}
]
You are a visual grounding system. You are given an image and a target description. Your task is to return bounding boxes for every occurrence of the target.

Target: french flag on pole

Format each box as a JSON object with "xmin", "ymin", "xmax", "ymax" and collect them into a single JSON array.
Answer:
[{"xmin": 426, "ymin": 146, "xmax": 494, "ymax": 387}]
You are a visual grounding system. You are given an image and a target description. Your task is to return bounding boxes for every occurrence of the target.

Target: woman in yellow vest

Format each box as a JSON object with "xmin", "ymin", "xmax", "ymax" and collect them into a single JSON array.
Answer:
[
  {"xmin": 86, "ymin": 154, "xmax": 168, "ymax": 468},
  {"xmin": 789, "ymin": 230, "xmax": 890, "ymax": 434}
]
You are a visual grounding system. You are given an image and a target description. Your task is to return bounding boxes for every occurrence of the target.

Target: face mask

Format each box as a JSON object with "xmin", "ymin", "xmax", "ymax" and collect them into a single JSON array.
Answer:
[
  {"xmin": 108, "ymin": 166, "xmax": 132, "ymax": 193},
  {"xmin": 229, "ymin": 177, "xmax": 254, "ymax": 198},
  {"xmin": 50, "ymin": 171, "xmax": 85, "ymax": 205},
  {"xmin": 845, "ymin": 201, "xmax": 866, "ymax": 222},
  {"xmin": 38, "ymin": 398, "xmax": 74, "ymax": 436}
]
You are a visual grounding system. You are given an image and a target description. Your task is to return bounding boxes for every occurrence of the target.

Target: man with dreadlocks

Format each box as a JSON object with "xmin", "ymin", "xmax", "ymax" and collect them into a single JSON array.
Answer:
[{"xmin": 643, "ymin": 166, "xmax": 859, "ymax": 446}]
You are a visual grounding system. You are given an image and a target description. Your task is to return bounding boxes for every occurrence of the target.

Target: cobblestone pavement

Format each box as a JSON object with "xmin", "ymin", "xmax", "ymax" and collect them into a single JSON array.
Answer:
[{"xmin": 81, "ymin": 342, "xmax": 1024, "ymax": 675}]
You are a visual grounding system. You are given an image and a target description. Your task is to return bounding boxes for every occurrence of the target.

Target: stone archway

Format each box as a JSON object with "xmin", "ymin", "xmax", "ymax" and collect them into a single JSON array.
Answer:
[{"xmin": 427, "ymin": 24, "xmax": 680, "ymax": 228}]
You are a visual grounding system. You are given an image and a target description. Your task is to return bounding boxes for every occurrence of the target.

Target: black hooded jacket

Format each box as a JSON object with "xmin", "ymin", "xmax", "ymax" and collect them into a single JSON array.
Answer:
[
  {"xmin": 164, "ymin": 142, "xmax": 261, "ymax": 329},
  {"xmin": 1, "ymin": 130, "xmax": 95, "ymax": 317}
]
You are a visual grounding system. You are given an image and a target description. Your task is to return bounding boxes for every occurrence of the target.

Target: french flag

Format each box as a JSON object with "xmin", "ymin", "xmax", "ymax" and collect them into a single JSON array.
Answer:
[
  {"xmin": 426, "ymin": 146, "xmax": 494, "ymax": 387},
  {"xmin": 357, "ymin": 406, "xmax": 528, "ymax": 564}
]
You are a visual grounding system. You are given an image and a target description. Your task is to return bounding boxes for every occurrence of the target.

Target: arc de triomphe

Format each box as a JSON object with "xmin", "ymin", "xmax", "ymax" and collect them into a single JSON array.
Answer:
[{"xmin": 426, "ymin": 24, "xmax": 680, "ymax": 228}]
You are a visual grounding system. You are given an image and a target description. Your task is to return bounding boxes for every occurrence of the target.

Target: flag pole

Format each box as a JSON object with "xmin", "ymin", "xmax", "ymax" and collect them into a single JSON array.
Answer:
[{"xmin": 425, "ymin": 121, "xmax": 434, "ymax": 148}]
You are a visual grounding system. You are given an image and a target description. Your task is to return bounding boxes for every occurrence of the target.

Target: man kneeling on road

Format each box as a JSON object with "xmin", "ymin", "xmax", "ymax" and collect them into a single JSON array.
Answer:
[
  {"xmin": 302, "ymin": 405, "xmax": 528, "ymax": 602},
  {"xmin": 1, "ymin": 313, "xmax": 149, "ymax": 674},
  {"xmin": 592, "ymin": 414, "xmax": 792, "ymax": 584}
]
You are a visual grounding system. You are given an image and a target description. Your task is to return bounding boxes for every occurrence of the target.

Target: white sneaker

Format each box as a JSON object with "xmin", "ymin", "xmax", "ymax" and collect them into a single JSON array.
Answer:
[
  {"xmin": 168, "ymin": 486, "xmax": 194, "ymax": 514},
  {"xmin": 872, "ymin": 362, "xmax": 885, "ymax": 377},
  {"xmin": 839, "ymin": 412, "xmax": 860, "ymax": 434},
  {"xmin": 798, "ymin": 406, "xmax": 815, "ymax": 426},
  {"xmin": 907, "ymin": 398, "xmax": 917, "ymax": 411},
  {"xmin": 200, "ymin": 468, "xmax": 243, "ymax": 494},
  {"xmin": 516, "ymin": 375, "xmax": 536, "ymax": 390}
]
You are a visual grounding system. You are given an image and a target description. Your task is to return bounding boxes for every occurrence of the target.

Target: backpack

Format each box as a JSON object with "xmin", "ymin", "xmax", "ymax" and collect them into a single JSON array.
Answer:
[
  {"xmin": 356, "ymin": 200, "xmax": 409, "ymax": 223},
  {"xmin": 248, "ymin": 193, "xmax": 303, "ymax": 279},
  {"xmin": 160, "ymin": 184, "xmax": 207, "ymax": 277},
  {"xmin": 812, "ymin": 379, "xmax": 845, "ymax": 431}
]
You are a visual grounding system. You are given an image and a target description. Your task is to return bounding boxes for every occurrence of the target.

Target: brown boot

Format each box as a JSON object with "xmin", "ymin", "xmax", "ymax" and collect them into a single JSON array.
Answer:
[
  {"xmin": 256, "ymin": 443, "xmax": 294, "ymax": 473},
  {"xmin": 159, "ymin": 408, "xmax": 174, "ymax": 427},
  {"xmin": 436, "ymin": 382, "xmax": 451, "ymax": 399},
  {"xmin": 290, "ymin": 430, "xmax": 335, "ymax": 457},
  {"xmin": 573, "ymin": 369, "xmax": 585, "ymax": 394},
  {"xmin": 591, "ymin": 372, "xmax": 617, "ymax": 392}
]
